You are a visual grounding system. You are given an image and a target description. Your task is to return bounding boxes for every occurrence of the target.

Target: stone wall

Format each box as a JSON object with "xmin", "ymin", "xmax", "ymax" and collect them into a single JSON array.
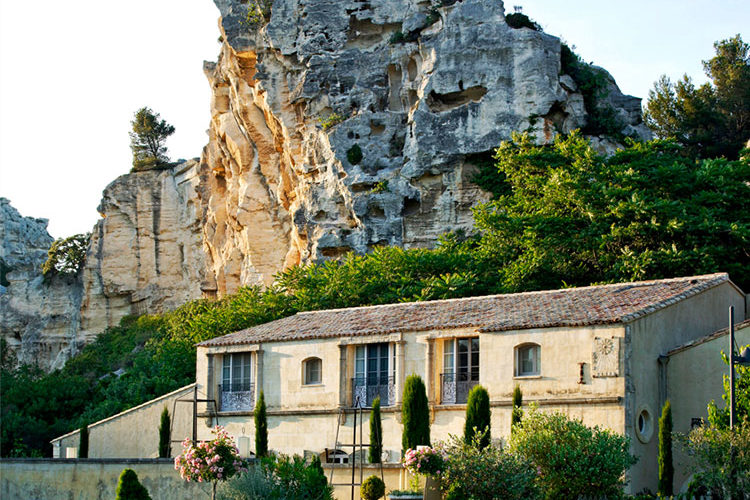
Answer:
[
  {"xmin": 0, "ymin": 459, "xmax": 207, "ymax": 500},
  {"xmin": 52, "ymin": 384, "xmax": 196, "ymax": 459}
]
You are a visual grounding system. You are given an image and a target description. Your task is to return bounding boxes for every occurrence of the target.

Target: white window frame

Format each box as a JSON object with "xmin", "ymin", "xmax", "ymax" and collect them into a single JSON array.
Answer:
[
  {"xmin": 303, "ymin": 357, "xmax": 323, "ymax": 385},
  {"xmin": 515, "ymin": 343, "xmax": 541, "ymax": 377},
  {"xmin": 222, "ymin": 352, "xmax": 253, "ymax": 391}
]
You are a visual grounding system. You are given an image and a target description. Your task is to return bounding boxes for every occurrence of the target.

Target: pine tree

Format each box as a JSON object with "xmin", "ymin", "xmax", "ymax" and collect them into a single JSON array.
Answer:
[
  {"xmin": 255, "ymin": 390, "xmax": 268, "ymax": 457},
  {"xmin": 511, "ymin": 385, "xmax": 523, "ymax": 433},
  {"xmin": 464, "ymin": 385, "xmax": 491, "ymax": 448},
  {"xmin": 78, "ymin": 423, "xmax": 89, "ymax": 458},
  {"xmin": 369, "ymin": 396, "xmax": 383, "ymax": 463},
  {"xmin": 116, "ymin": 468, "xmax": 152, "ymax": 500},
  {"xmin": 158, "ymin": 406, "xmax": 171, "ymax": 458},
  {"xmin": 129, "ymin": 107, "xmax": 175, "ymax": 171},
  {"xmin": 401, "ymin": 374, "xmax": 430, "ymax": 452},
  {"xmin": 658, "ymin": 400, "xmax": 674, "ymax": 497}
]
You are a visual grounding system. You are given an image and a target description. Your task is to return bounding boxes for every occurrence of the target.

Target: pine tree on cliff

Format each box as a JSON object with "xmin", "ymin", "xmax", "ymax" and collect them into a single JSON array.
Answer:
[
  {"xmin": 658, "ymin": 400, "xmax": 674, "ymax": 497},
  {"xmin": 158, "ymin": 406, "xmax": 171, "ymax": 458},
  {"xmin": 129, "ymin": 107, "xmax": 175, "ymax": 171},
  {"xmin": 255, "ymin": 390, "xmax": 268, "ymax": 457},
  {"xmin": 464, "ymin": 385, "xmax": 491, "ymax": 448},
  {"xmin": 401, "ymin": 374, "xmax": 430, "ymax": 452}
]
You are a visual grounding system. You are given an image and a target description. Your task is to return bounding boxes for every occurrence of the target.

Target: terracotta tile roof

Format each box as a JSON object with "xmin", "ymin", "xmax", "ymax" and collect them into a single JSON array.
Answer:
[{"xmin": 198, "ymin": 273, "xmax": 733, "ymax": 347}]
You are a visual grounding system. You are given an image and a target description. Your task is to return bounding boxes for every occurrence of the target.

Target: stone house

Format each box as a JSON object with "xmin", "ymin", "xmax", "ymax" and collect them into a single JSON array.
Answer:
[{"xmin": 191, "ymin": 272, "xmax": 747, "ymax": 494}]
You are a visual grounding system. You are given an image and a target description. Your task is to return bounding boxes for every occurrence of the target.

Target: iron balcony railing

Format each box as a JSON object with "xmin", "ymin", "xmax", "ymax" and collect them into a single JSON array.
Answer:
[
  {"xmin": 218, "ymin": 382, "xmax": 255, "ymax": 412},
  {"xmin": 440, "ymin": 372, "xmax": 479, "ymax": 404},
  {"xmin": 352, "ymin": 376, "xmax": 395, "ymax": 407}
]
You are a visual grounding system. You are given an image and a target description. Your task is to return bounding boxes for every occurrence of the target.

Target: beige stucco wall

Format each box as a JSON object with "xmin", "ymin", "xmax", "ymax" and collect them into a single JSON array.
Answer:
[
  {"xmin": 627, "ymin": 282, "xmax": 746, "ymax": 493},
  {"xmin": 667, "ymin": 322, "xmax": 750, "ymax": 492},
  {"xmin": 0, "ymin": 459, "xmax": 206, "ymax": 500},
  {"xmin": 52, "ymin": 384, "xmax": 195, "ymax": 459}
]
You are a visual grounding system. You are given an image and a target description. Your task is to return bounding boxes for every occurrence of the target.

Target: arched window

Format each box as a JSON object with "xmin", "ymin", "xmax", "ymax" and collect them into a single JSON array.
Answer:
[
  {"xmin": 303, "ymin": 357, "xmax": 322, "ymax": 385},
  {"xmin": 515, "ymin": 343, "xmax": 540, "ymax": 377}
]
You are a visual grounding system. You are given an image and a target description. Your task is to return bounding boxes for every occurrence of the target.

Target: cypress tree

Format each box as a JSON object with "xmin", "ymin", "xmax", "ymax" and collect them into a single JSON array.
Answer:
[
  {"xmin": 464, "ymin": 385, "xmax": 491, "ymax": 448},
  {"xmin": 158, "ymin": 406, "xmax": 171, "ymax": 458},
  {"xmin": 78, "ymin": 423, "xmax": 89, "ymax": 458},
  {"xmin": 255, "ymin": 390, "xmax": 268, "ymax": 457},
  {"xmin": 511, "ymin": 385, "xmax": 523, "ymax": 433},
  {"xmin": 116, "ymin": 468, "xmax": 152, "ymax": 500},
  {"xmin": 401, "ymin": 374, "xmax": 430, "ymax": 452},
  {"xmin": 369, "ymin": 396, "xmax": 383, "ymax": 463},
  {"xmin": 658, "ymin": 400, "xmax": 674, "ymax": 497}
]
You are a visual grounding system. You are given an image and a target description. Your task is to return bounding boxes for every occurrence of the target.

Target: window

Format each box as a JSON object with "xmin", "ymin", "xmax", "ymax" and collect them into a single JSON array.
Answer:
[
  {"xmin": 353, "ymin": 343, "xmax": 395, "ymax": 406},
  {"xmin": 515, "ymin": 343, "xmax": 540, "ymax": 377},
  {"xmin": 441, "ymin": 337, "xmax": 479, "ymax": 404},
  {"xmin": 304, "ymin": 357, "xmax": 322, "ymax": 385},
  {"xmin": 220, "ymin": 353, "xmax": 254, "ymax": 412}
]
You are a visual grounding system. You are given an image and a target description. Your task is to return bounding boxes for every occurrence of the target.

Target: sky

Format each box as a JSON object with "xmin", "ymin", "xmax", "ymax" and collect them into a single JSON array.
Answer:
[{"xmin": 0, "ymin": 0, "xmax": 748, "ymax": 239}]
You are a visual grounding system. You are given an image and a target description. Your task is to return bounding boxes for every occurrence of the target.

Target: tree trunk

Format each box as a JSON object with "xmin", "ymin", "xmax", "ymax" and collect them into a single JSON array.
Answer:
[{"xmin": 212, "ymin": 481, "xmax": 217, "ymax": 500}]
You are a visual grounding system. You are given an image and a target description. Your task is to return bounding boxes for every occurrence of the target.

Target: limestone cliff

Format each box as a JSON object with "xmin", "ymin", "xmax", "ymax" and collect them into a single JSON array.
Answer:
[
  {"xmin": 202, "ymin": 0, "xmax": 650, "ymax": 293},
  {"xmin": 1, "ymin": 0, "xmax": 651, "ymax": 369},
  {"xmin": 0, "ymin": 198, "xmax": 83, "ymax": 370},
  {"xmin": 78, "ymin": 160, "xmax": 207, "ymax": 340}
]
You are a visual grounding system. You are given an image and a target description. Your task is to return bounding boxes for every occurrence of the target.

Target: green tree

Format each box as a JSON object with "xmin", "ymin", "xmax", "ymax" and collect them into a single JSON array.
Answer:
[
  {"xmin": 255, "ymin": 390, "xmax": 268, "ymax": 457},
  {"xmin": 644, "ymin": 35, "xmax": 750, "ymax": 159},
  {"xmin": 401, "ymin": 374, "xmax": 430, "ymax": 452},
  {"xmin": 511, "ymin": 385, "xmax": 523, "ymax": 432},
  {"xmin": 510, "ymin": 406, "xmax": 636, "ymax": 499},
  {"xmin": 474, "ymin": 132, "xmax": 750, "ymax": 292},
  {"xmin": 78, "ymin": 423, "xmax": 89, "ymax": 458},
  {"xmin": 464, "ymin": 385, "xmax": 491, "ymax": 449},
  {"xmin": 368, "ymin": 396, "xmax": 383, "ymax": 464},
  {"xmin": 129, "ymin": 107, "xmax": 175, "ymax": 171},
  {"xmin": 116, "ymin": 468, "xmax": 152, "ymax": 500},
  {"xmin": 158, "ymin": 406, "xmax": 171, "ymax": 458},
  {"xmin": 658, "ymin": 400, "xmax": 674, "ymax": 497},
  {"xmin": 41, "ymin": 233, "xmax": 89, "ymax": 278},
  {"xmin": 707, "ymin": 345, "xmax": 750, "ymax": 429}
]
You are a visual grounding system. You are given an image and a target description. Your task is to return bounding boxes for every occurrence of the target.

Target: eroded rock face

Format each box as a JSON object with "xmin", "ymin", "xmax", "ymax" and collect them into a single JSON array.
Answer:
[
  {"xmin": 78, "ymin": 161, "xmax": 207, "ymax": 340},
  {"xmin": 0, "ymin": 198, "xmax": 83, "ymax": 370},
  {"xmin": 203, "ymin": 0, "xmax": 649, "ymax": 291}
]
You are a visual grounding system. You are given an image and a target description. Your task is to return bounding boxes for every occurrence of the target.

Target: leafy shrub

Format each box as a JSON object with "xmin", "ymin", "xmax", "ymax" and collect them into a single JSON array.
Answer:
[
  {"xmin": 218, "ymin": 455, "xmax": 333, "ymax": 500},
  {"xmin": 41, "ymin": 233, "xmax": 89, "ymax": 278},
  {"xmin": 116, "ymin": 468, "xmax": 151, "ymax": 500},
  {"xmin": 347, "ymin": 144, "xmax": 363, "ymax": 165},
  {"xmin": 707, "ymin": 345, "xmax": 750, "ymax": 428},
  {"xmin": 370, "ymin": 180, "xmax": 389, "ymax": 194},
  {"xmin": 175, "ymin": 426, "xmax": 247, "ymax": 493},
  {"xmin": 361, "ymin": 474, "xmax": 385, "ymax": 500},
  {"xmin": 319, "ymin": 112, "xmax": 345, "ymax": 130},
  {"xmin": 677, "ymin": 422, "xmax": 750, "ymax": 498},
  {"xmin": 511, "ymin": 385, "xmax": 523, "ymax": 431},
  {"xmin": 389, "ymin": 31, "xmax": 405, "ymax": 44},
  {"xmin": 509, "ymin": 406, "xmax": 636, "ymax": 499},
  {"xmin": 403, "ymin": 446, "xmax": 444, "ymax": 476},
  {"xmin": 505, "ymin": 13, "xmax": 541, "ymax": 31},
  {"xmin": 440, "ymin": 433, "xmax": 538, "ymax": 500},
  {"xmin": 401, "ymin": 374, "xmax": 430, "ymax": 452},
  {"xmin": 464, "ymin": 385, "xmax": 490, "ymax": 448},
  {"xmin": 240, "ymin": 0, "xmax": 273, "ymax": 30}
]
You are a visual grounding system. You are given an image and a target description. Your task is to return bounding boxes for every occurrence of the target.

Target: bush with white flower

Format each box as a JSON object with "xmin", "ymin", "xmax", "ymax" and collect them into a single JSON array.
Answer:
[{"xmin": 174, "ymin": 426, "xmax": 247, "ymax": 499}]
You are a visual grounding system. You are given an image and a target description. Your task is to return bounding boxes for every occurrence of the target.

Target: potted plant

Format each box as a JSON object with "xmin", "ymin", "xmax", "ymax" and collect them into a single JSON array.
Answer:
[{"xmin": 397, "ymin": 446, "xmax": 445, "ymax": 500}]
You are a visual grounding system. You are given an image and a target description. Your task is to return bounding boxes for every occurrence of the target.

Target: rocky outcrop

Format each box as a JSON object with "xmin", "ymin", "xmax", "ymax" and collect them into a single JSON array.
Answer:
[
  {"xmin": 78, "ymin": 160, "xmax": 207, "ymax": 339},
  {"xmin": 2, "ymin": 0, "xmax": 652, "ymax": 369},
  {"xmin": 0, "ymin": 198, "xmax": 83, "ymax": 370},
  {"xmin": 202, "ymin": 0, "xmax": 650, "ymax": 292}
]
